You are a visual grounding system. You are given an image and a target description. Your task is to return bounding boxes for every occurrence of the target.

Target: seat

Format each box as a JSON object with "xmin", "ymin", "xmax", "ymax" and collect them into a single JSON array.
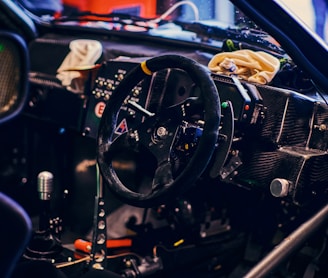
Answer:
[
  {"xmin": 0, "ymin": 31, "xmax": 29, "ymax": 124},
  {"xmin": 0, "ymin": 192, "xmax": 32, "ymax": 278},
  {"xmin": 0, "ymin": 30, "xmax": 32, "ymax": 277}
]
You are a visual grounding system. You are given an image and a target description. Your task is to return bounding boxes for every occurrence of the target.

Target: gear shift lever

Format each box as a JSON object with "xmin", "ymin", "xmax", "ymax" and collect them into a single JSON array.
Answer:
[
  {"xmin": 24, "ymin": 171, "xmax": 62, "ymax": 260},
  {"xmin": 37, "ymin": 171, "xmax": 54, "ymax": 231}
]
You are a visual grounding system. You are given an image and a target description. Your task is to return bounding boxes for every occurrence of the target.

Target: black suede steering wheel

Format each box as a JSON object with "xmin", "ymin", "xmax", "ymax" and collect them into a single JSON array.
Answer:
[{"xmin": 97, "ymin": 54, "xmax": 221, "ymax": 207}]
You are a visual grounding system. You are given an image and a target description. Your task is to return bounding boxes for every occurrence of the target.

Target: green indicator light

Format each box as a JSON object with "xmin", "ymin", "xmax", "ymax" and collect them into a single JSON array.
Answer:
[
  {"xmin": 0, "ymin": 44, "xmax": 5, "ymax": 52},
  {"xmin": 221, "ymin": 102, "xmax": 229, "ymax": 109},
  {"xmin": 225, "ymin": 39, "xmax": 237, "ymax": 51}
]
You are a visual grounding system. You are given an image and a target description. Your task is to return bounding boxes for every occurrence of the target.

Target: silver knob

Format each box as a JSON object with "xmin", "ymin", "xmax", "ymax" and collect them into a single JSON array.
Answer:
[
  {"xmin": 37, "ymin": 171, "xmax": 54, "ymax": 201},
  {"xmin": 270, "ymin": 178, "xmax": 290, "ymax": 198}
]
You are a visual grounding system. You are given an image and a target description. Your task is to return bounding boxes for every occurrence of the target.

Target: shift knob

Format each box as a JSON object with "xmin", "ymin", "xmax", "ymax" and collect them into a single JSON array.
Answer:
[{"xmin": 37, "ymin": 171, "xmax": 54, "ymax": 201}]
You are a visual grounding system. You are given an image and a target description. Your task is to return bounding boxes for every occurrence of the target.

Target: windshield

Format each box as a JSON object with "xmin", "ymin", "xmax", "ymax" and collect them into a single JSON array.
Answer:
[
  {"xmin": 15, "ymin": 0, "xmax": 328, "ymax": 91},
  {"xmin": 278, "ymin": 0, "xmax": 328, "ymax": 44},
  {"xmin": 25, "ymin": 0, "xmax": 326, "ymax": 44}
]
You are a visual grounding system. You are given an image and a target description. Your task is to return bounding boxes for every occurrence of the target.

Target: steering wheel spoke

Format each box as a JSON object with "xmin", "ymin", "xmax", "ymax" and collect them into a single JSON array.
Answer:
[{"xmin": 151, "ymin": 162, "xmax": 174, "ymax": 194}]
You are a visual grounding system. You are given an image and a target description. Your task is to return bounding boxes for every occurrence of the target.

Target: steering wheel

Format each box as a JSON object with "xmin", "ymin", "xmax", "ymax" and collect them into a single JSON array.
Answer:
[{"xmin": 97, "ymin": 54, "xmax": 221, "ymax": 207}]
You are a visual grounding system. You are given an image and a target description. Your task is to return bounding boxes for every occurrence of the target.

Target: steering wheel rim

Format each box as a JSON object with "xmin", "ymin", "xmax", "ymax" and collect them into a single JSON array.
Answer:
[{"xmin": 97, "ymin": 54, "xmax": 221, "ymax": 207}]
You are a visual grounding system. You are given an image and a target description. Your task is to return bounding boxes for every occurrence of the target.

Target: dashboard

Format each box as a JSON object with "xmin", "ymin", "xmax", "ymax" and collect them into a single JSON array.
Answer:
[{"xmin": 24, "ymin": 34, "xmax": 328, "ymax": 209}]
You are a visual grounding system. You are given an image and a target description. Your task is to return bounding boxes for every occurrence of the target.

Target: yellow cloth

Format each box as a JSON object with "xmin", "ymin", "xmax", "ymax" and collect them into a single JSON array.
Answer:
[{"xmin": 208, "ymin": 49, "xmax": 280, "ymax": 84}]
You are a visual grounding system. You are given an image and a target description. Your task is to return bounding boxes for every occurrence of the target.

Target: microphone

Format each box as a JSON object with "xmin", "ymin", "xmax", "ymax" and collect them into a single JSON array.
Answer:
[{"xmin": 37, "ymin": 171, "xmax": 54, "ymax": 231}]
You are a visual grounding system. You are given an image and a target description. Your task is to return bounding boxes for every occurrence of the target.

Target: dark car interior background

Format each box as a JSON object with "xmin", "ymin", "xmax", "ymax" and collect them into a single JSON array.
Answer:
[{"xmin": 0, "ymin": 0, "xmax": 328, "ymax": 277}]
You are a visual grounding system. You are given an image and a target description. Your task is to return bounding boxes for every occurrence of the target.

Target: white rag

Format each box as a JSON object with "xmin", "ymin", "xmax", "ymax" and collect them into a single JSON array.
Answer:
[
  {"xmin": 208, "ymin": 49, "xmax": 280, "ymax": 84},
  {"xmin": 56, "ymin": 39, "xmax": 102, "ymax": 91}
]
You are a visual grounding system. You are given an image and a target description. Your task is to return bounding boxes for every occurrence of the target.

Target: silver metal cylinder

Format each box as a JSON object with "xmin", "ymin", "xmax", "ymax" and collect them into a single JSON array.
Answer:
[{"xmin": 37, "ymin": 171, "xmax": 54, "ymax": 201}]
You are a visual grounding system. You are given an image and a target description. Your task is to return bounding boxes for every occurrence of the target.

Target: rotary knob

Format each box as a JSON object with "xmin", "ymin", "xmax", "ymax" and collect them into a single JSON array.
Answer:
[{"xmin": 270, "ymin": 178, "xmax": 291, "ymax": 198}]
